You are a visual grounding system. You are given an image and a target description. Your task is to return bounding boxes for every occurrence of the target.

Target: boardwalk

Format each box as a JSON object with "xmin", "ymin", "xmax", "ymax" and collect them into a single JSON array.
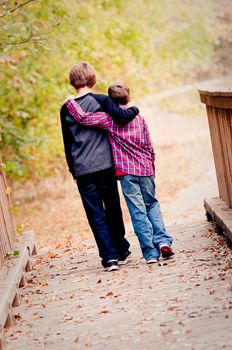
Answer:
[{"xmin": 4, "ymin": 221, "xmax": 232, "ymax": 350}]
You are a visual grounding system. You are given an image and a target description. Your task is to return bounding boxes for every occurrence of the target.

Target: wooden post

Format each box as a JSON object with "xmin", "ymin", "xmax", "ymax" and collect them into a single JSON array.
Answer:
[
  {"xmin": 199, "ymin": 87, "xmax": 232, "ymax": 241},
  {"xmin": 0, "ymin": 156, "xmax": 16, "ymax": 267}
]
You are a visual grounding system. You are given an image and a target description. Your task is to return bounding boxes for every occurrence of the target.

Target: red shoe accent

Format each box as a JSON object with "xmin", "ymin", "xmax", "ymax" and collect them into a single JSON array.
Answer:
[{"xmin": 160, "ymin": 245, "xmax": 175, "ymax": 259}]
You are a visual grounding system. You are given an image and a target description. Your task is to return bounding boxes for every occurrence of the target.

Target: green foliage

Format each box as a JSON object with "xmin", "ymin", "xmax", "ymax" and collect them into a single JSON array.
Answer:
[{"xmin": 0, "ymin": 0, "xmax": 224, "ymax": 180}]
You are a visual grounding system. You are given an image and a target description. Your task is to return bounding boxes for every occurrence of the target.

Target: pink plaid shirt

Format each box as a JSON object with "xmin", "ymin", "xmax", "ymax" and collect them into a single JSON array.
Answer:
[{"xmin": 66, "ymin": 99, "xmax": 155, "ymax": 177}]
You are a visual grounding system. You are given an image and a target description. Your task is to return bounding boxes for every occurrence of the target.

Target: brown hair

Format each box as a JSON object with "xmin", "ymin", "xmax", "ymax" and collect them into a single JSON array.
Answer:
[
  {"xmin": 108, "ymin": 83, "xmax": 130, "ymax": 105},
  {"xmin": 69, "ymin": 62, "xmax": 96, "ymax": 90}
]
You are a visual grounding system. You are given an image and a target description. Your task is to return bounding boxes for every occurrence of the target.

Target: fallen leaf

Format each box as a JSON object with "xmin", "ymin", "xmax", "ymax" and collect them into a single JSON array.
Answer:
[{"xmin": 12, "ymin": 249, "xmax": 20, "ymax": 257}]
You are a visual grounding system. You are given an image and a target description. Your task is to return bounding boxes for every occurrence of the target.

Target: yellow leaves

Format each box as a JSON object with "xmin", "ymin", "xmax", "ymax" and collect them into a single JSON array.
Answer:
[
  {"xmin": 16, "ymin": 223, "xmax": 30, "ymax": 235},
  {"xmin": 16, "ymin": 225, "xmax": 23, "ymax": 235},
  {"xmin": 1, "ymin": 0, "xmax": 229, "ymax": 185}
]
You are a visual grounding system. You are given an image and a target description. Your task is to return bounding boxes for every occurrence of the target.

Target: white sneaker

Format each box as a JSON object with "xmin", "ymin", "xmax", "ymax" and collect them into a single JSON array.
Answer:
[
  {"xmin": 146, "ymin": 258, "xmax": 158, "ymax": 264},
  {"xmin": 105, "ymin": 260, "xmax": 119, "ymax": 272}
]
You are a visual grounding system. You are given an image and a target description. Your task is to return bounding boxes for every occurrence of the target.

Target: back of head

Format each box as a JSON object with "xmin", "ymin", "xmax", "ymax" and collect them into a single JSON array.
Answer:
[
  {"xmin": 108, "ymin": 82, "xmax": 130, "ymax": 105},
  {"xmin": 69, "ymin": 62, "xmax": 96, "ymax": 90}
]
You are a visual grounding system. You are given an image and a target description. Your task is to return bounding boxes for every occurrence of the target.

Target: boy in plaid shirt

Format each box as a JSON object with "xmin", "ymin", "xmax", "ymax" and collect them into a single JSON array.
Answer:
[{"xmin": 65, "ymin": 83, "xmax": 174, "ymax": 263}]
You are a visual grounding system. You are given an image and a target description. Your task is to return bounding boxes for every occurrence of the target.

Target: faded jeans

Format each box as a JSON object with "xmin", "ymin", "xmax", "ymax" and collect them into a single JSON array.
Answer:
[{"xmin": 119, "ymin": 175, "xmax": 173, "ymax": 260}]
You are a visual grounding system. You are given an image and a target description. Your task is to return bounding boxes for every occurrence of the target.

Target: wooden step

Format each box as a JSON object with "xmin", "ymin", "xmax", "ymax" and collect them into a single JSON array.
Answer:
[{"xmin": 204, "ymin": 197, "xmax": 232, "ymax": 242}]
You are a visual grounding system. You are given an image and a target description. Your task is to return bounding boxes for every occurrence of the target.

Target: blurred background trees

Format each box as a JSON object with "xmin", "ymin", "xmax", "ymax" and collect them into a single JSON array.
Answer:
[{"xmin": 0, "ymin": 0, "xmax": 231, "ymax": 180}]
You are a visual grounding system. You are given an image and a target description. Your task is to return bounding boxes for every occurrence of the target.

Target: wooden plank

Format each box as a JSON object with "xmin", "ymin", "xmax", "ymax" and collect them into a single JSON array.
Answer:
[
  {"xmin": 200, "ymin": 94, "xmax": 232, "ymax": 109},
  {"xmin": 0, "ymin": 230, "xmax": 36, "ymax": 347},
  {"xmin": 219, "ymin": 108, "xmax": 232, "ymax": 207},
  {"xmin": 3, "ymin": 221, "xmax": 232, "ymax": 350},
  {"xmin": 0, "ymin": 156, "xmax": 16, "ymax": 267},
  {"xmin": 217, "ymin": 108, "xmax": 232, "ymax": 207},
  {"xmin": 199, "ymin": 89, "xmax": 232, "ymax": 209},
  {"xmin": 0, "ymin": 174, "xmax": 15, "ymax": 246},
  {"xmin": 0, "ymin": 203, "xmax": 10, "ymax": 259},
  {"xmin": 0, "ymin": 337, "xmax": 3, "ymax": 350},
  {"xmin": 1, "ymin": 171, "xmax": 16, "ymax": 246},
  {"xmin": 199, "ymin": 87, "xmax": 232, "ymax": 96},
  {"xmin": 204, "ymin": 197, "xmax": 232, "ymax": 241},
  {"xmin": 206, "ymin": 106, "xmax": 229, "ymax": 203},
  {"xmin": 0, "ymin": 182, "xmax": 11, "ymax": 250},
  {"xmin": 199, "ymin": 88, "xmax": 232, "ymax": 108}
]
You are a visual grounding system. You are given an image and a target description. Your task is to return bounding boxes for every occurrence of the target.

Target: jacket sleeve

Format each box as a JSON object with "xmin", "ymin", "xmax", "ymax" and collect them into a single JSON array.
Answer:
[
  {"xmin": 92, "ymin": 93, "xmax": 139, "ymax": 125},
  {"xmin": 60, "ymin": 104, "xmax": 75, "ymax": 178}
]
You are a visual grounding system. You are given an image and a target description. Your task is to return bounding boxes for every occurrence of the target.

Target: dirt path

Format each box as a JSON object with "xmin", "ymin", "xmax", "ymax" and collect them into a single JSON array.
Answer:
[{"xmin": 4, "ymin": 221, "xmax": 232, "ymax": 350}]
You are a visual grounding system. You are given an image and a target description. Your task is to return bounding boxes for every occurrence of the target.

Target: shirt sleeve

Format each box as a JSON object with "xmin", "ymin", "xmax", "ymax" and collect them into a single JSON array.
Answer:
[
  {"xmin": 60, "ymin": 104, "xmax": 75, "ymax": 178},
  {"xmin": 65, "ymin": 99, "xmax": 112, "ymax": 130},
  {"xmin": 91, "ymin": 94, "xmax": 139, "ymax": 125},
  {"xmin": 143, "ymin": 119, "xmax": 155, "ymax": 169}
]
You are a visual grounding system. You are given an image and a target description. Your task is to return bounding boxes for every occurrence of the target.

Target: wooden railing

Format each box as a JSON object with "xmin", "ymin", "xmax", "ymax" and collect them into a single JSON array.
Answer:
[
  {"xmin": 0, "ymin": 156, "xmax": 36, "ymax": 346},
  {"xmin": 199, "ymin": 88, "xmax": 232, "ymax": 208},
  {"xmin": 0, "ymin": 157, "xmax": 16, "ymax": 267}
]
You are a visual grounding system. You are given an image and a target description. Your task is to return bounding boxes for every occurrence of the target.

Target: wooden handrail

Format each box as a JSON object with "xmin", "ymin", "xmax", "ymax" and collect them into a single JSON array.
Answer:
[
  {"xmin": 199, "ymin": 88, "xmax": 232, "ymax": 208},
  {"xmin": 199, "ymin": 88, "xmax": 232, "ymax": 109}
]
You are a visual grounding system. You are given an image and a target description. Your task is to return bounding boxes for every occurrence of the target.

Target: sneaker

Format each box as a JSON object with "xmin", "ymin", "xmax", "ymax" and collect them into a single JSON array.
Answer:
[
  {"xmin": 146, "ymin": 258, "xmax": 158, "ymax": 264},
  {"xmin": 105, "ymin": 259, "xmax": 119, "ymax": 272},
  {"xmin": 118, "ymin": 251, "xmax": 131, "ymax": 265},
  {"xmin": 160, "ymin": 244, "xmax": 175, "ymax": 259}
]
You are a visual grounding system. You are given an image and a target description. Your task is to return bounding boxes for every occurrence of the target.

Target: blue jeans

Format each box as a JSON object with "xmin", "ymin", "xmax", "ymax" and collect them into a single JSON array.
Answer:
[
  {"xmin": 119, "ymin": 175, "xmax": 173, "ymax": 260},
  {"xmin": 77, "ymin": 168, "xmax": 130, "ymax": 265}
]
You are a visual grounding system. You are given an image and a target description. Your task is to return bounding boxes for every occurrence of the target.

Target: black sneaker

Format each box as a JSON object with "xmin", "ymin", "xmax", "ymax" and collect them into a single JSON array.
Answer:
[
  {"xmin": 105, "ymin": 259, "xmax": 119, "ymax": 272},
  {"xmin": 118, "ymin": 251, "xmax": 131, "ymax": 265}
]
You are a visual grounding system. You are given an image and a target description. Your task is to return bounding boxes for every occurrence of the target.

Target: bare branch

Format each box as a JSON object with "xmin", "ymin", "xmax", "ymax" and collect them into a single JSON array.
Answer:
[
  {"xmin": 1, "ymin": 37, "xmax": 47, "ymax": 45},
  {"xmin": 0, "ymin": 23, "xmax": 60, "ymax": 46},
  {"xmin": 0, "ymin": 0, "xmax": 36, "ymax": 19}
]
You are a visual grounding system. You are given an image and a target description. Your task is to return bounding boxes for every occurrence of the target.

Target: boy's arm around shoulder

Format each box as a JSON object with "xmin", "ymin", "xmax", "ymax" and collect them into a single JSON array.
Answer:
[
  {"xmin": 92, "ymin": 93, "xmax": 139, "ymax": 125},
  {"xmin": 65, "ymin": 98, "xmax": 110, "ymax": 129}
]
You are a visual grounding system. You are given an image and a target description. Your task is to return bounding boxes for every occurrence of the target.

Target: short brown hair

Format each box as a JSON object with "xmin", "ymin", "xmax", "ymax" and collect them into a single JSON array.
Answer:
[
  {"xmin": 69, "ymin": 62, "xmax": 96, "ymax": 90},
  {"xmin": 108, "ymin": 83, "xmax": 130, "ymax": 105}
]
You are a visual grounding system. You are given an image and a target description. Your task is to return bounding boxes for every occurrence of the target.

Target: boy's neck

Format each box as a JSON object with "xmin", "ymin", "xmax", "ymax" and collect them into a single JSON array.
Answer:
[{"xmin": 76, "ymin": 87, "xmax": 92, "ymax": 98}]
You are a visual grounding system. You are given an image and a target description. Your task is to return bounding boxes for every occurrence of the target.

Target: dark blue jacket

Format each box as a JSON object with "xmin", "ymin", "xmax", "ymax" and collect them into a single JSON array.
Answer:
[{"xmin": 60, "ymin": 93, "xmax": 139, "ymax": 178}]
